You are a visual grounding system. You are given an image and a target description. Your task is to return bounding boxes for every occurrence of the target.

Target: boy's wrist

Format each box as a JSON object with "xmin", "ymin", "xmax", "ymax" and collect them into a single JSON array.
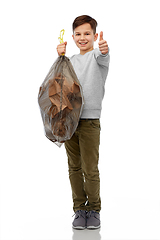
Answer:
[{"xmin": 98, "ymin": 47, "xmax": 109, "ymax": 56}]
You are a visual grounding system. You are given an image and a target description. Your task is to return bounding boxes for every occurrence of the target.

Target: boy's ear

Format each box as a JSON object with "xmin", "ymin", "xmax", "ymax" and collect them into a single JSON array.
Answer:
[
  {"xmin": 94, "ymin": 33, "xmax": 98, "ymax": 42},
  {"xmin": 72, "ymin": 34, "xmax": 75, "ymax": 40}
]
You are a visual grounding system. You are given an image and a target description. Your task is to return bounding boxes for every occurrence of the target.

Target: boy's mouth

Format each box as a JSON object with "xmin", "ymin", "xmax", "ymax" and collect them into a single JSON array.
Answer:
[{"xmin": 79, "ymin": 42, "xmax": 88, "ymax": 46}]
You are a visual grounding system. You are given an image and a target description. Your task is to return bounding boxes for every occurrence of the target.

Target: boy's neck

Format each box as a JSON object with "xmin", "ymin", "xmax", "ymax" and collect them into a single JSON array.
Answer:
[{"xmin": 80, "ymin": 46, "xmax": 94, "ymax": 55}]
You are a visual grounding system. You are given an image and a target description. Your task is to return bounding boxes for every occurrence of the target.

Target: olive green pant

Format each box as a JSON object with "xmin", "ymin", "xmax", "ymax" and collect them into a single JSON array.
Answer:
[{"xmin": 65, "ymin": 119, "xmax": 101, "ymax": 213}]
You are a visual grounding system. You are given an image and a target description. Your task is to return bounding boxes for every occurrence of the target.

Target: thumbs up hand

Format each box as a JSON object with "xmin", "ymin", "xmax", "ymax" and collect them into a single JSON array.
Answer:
[{"xmin": 98, "ymin": 31, "xmax": 108, "ymax": 55}]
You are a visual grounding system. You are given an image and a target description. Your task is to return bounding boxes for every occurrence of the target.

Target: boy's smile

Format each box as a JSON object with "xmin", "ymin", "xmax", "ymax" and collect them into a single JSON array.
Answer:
[{"xmin": 72, "ymin": 23, "xmax": 98, "ymax": 55}]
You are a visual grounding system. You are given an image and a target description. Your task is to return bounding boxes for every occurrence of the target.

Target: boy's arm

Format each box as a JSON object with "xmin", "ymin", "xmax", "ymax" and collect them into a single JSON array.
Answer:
[{"xmin": 95, "ymin": 48, "xmax": 110, "ymax": 67}]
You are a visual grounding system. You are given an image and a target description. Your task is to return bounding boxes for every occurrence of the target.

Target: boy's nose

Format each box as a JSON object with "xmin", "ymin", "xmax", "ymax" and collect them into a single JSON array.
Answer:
[{"xmin": 80, "ymin": 34, "xmax": 85, "ymax": 40}]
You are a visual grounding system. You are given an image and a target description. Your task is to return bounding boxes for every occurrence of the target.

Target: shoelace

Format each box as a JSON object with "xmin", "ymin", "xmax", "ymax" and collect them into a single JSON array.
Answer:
[
  {"xmin": 72, "ymin": 210, "xmax": 86, "ymax": 219},
  {"xmin": 86, "ymin": 210, "xmax": 99, "ymax": 219},
  {"xmin": 72, "ymin": 210, "xmax": 99, "ymax": 219}
]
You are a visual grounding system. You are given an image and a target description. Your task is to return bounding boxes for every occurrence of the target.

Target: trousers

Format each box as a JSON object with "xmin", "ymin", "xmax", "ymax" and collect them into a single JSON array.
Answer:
[{"xmin": 65, "ymin": 119, "xmax": 101, "ymax": 213}]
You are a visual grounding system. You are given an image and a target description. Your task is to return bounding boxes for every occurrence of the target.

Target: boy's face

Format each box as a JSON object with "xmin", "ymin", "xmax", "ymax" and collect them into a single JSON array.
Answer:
[{"xmin": 72, "ymin": 23, "xmax": 98, "ymax": 55}]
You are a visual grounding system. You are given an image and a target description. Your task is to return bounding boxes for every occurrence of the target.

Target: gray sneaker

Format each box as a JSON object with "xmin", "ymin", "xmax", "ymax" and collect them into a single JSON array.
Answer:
[
  {"xmin": 72, "ymin": 210, "xmax": 86, "ymax": 229},
  {"xmin": 86, "ymin": 211, "xmax": 101, "ymax": 229}
]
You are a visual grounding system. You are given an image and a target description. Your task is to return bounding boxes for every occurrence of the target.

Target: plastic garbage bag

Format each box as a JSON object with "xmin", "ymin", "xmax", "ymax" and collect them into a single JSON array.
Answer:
[{"xmin": 38, "ymin": 30, "xmax": 83, "ymax": 147}]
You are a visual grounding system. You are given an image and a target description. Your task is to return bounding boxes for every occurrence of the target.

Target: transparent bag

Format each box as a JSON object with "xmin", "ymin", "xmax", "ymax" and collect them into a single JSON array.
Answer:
[{"xmin": 38, "ymin": 30, "xmax": 84, "ymax": 147}]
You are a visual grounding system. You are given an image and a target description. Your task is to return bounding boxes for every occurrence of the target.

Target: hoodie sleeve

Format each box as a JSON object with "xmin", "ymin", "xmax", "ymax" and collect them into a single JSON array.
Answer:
[{"xmin": 94, "ymin": 48, "xmax": 110, "ymax": 67}]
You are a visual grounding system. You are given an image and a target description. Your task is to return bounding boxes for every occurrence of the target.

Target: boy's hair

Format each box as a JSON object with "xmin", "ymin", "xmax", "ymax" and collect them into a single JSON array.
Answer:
[{"xmin": 72, "ymin": 15, "xmax": 97, "ymax": 34}]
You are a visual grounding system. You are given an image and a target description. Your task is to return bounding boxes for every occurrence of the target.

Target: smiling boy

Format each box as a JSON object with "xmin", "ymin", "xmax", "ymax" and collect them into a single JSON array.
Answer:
[{"xmin": 57, "ymin": 15, "xmax": 110, "ymax": 229}]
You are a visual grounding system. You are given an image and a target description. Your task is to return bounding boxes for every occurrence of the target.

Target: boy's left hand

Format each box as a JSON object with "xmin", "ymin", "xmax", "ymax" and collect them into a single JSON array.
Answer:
[{"xmin": 98, "ymin": 31, "xmax": 108, "ymax": 55}]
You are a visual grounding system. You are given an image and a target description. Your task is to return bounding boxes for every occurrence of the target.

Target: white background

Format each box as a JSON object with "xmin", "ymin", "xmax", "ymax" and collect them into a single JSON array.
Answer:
[{"xmin": 0, "ymin": 0, "xmax": 160, "ymax": 240}]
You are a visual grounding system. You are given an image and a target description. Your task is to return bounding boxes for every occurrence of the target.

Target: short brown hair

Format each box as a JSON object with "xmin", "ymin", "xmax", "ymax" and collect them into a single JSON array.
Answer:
[{"xmin": 72, "ymin": 15, "xmax": 97, "ymax": 34}]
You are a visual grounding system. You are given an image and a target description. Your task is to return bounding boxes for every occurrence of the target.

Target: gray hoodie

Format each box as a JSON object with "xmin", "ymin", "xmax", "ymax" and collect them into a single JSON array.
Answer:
[{"xmin": 70, "ymin": 48, "xmax": 110, "ymax": 119}]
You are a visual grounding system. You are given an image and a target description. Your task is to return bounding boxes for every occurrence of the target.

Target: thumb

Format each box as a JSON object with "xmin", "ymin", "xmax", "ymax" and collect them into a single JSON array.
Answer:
[
  {"xmin": 99, "ymin": 31, "xmax": 103, "ymax": 41},
  {"xmin": 64, "ymin": 41, "xmax": 67, "ymax": 45}
]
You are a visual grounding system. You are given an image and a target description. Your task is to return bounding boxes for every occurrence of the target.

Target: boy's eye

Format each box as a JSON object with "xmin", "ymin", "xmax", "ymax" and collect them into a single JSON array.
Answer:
[{"xmin": 75, "ymin": 33, "xmax": 90, "ymax": 36}]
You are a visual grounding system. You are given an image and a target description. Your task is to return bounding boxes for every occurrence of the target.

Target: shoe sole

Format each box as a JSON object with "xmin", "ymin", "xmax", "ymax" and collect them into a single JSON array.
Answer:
[
  {"xmin": 87, "ymin": 225, "xmax": 101, "ymax": 229},
  {"xmin": 72, "ymin": 225, "xmax": 86, "ymax": 230}
]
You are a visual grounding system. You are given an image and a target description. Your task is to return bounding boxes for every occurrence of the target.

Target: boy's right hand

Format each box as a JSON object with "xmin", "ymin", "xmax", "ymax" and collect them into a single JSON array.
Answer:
[{"xmin": 56, "ymin": 42, "xmax": 67, "ymax": 56}]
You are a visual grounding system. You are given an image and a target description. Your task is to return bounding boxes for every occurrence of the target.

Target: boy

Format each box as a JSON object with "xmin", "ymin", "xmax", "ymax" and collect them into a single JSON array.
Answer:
[{"xmin": 57, "ymin": 15, "xmax": 110, "ymax": 229}]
